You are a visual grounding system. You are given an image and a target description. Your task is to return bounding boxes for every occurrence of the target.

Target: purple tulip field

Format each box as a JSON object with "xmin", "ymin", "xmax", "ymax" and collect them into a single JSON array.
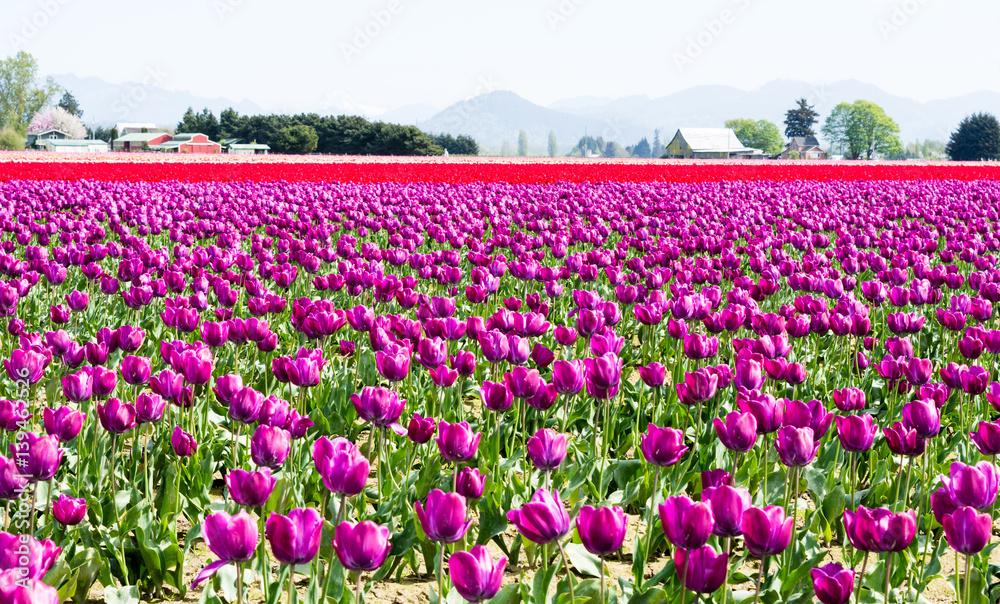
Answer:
[{"xmin": 2, "ymin": 167, "xmax": 1000, "ymax": 604}]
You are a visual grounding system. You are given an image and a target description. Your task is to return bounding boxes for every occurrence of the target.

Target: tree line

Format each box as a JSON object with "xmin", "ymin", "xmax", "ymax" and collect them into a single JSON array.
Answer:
[{"xmin": 177, "ymin": 107, "xmax": 476, "ymax": 156}]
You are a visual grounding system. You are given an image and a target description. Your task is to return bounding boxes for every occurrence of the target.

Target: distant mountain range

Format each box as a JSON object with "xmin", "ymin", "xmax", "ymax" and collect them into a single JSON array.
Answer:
[
  {"xmin": 421, "ymin": 80, "xmax": 1000, "ymax": 153},
  {"xmin": 51, "ymin": 73, "xmax": 267, "ymax": 129},
  {"xmin": 51, "ymin": 73, "xmax": 999, "ymax": 153}
]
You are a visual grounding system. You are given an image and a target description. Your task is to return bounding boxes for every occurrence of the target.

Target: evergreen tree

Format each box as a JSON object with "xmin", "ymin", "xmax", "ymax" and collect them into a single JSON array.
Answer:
[
  {"xmin": 631, "ymin": 137, "xmax": 651, "ymax": 158},
  {"xmin": 651, "ymin": 128, "xmax": 664, "ymax": 158},
  {"xmin": 547, "ymin": 130, "xmax": 558, "ymax": 157},
  {"xmin": 517, "ymin": 129, "xmax": 528, "ymax": 156},
  {"xmin": 946, "ymin": 113, "xmax": 1000, "ymax": 161},
  {"xmin": 57, "ymin": 90, "xmax": 82, "ymax": 118},
  {"xmin": 275, "ymin": 124, "xmax": 318, "ymax": 154},
  {"xmin": 784, "ymin": 98, "xmax": 819, "ymax": 138}
]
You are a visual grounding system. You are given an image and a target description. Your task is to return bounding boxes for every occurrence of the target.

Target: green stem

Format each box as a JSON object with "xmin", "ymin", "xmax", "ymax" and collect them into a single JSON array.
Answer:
[
  {"xmin": 600, "ymin": 554, "xmax": 606, "ymax": 604},
  {"xmin": 556, "ymin": 540, "xmax": 576, "ymax": 604},
  {"xmin": 752, "ymin": 556, "xmax": 765, "ymax": 604},
  {"xmin": 286, "ymin": 564, "xmax": 294, "ymax": 604},
  {"xmin": 964, "ymin": 554, "xmax": 972, "ymax": 604},
  {"xmin": 437, "ymin": 542, "xmax": 445, "ymax": 602},
  {"xmin": 761, "ymin": 439, "xmax": 769, "ymax": 506},
  {"xmin": 855, "ymin": 553, "xmax": 868, "ymax": 604},
  {"xmin": 640, "ymin": 468, "xmax": 660, "ymax": 585},
  {"xmin": 237, "ymin": 562, "xmax": 244, "ymax": 604},
  {"xmin": 883, "ymin": 552, "xmax": 891, "ymax": 604}
]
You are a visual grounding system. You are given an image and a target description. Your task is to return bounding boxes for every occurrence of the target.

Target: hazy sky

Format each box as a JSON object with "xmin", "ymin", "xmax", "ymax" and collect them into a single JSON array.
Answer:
[{"xmin": 3, "ymin": 0, "xmax": 997, "ymax": 114}]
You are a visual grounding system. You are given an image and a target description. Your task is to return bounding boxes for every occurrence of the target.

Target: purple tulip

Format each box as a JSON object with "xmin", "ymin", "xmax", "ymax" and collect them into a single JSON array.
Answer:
[
  {"xmin": 0, "ymin": 572, "xmax": 60, "ymax": 603},
  {"xmin": 266, "ymin": 507, "xmax": 323, "ymax": 565},
  {"xmin": 0, "ymin": 455, "xmax": 27, "ymax": 499},
  {"xmin": 962, "ymin": 365, "xmax": 990, "ymax": 396},
  {"xmin": 901, "ymin": 398, "xmax": 940, "ymax": 438},
  {"xmin": 943, "ymin": 506, "xmax": 992, "ymax": 554},
  {"xmin": 92, "ymin": 365, "xmax": 118, "ymax": 397},
  {"xmin": 285, "ymin": 348, "xmax": 325, "ymax": 388},
  {"xmin": 811, "ymin": 563, "xmax": 855, "ymax": 604},
  {"xmin": 843, "ymin": 506, "xmax": 916, "ymax": 552},
  {"xmin": 96, "ymin": 398, "xmax": 136, "ymax": 433},
  {"xmin": 640, "ymin": 423, "xmax": 689, "ymax": 467},
  {"xmin": 734, "ymin": 352, "xmax": 765, "ymax": 391},
  {"xmin": 677, "ymin": 369, "xmax": 719, "ymax": 405},
  {"xmin": 737, "ymin": 390, "xmax": 783, "ymax": 434},
  {"xmin": 350, "ymin": 386, "xmax": 406, "ymax": 432},
  {"xmin": 713, "ymin": 411, "xmax": 758, "ymax": 453},
  {"xmin": 407, "ymin": 413, "xmax": 437, "ymax": 444},
  {"xmin": 507, "ymin": 488, "xmax": 571, "ymax": 544},
  {"xmin": 227, "ymin": 468, "xmax": 277, "ymax": 508},
  {"xmin": 638, "ymin": 363, "xmax": 667, "ymax": 388},
  {"xmin": 250, "ymin": 425, "xmax": 291, "ymax": 469},
  {"xmin": 504, "ymin": 366, "xmax": 542, "ymax": 400},
  {"xmin": 450, "ymin": 467, "xmax": 484, "ymax": 501},
  {"xmin": 835, "ymin": 414, "xmax": 878, "ymax": 453},
  {"xmin": 939, "ymin": 461, "xmax": 999, "ymax": 511},
  {"xmin": 782, "ymin": 399, "xmax": 833, "ymax": 439},
  {"xmin": 576, "ymin": 505, "xmax": 628, "ymax": 555},
  {"xmin": 42, "ymin": 406, "xmax": 85, "ymax": 443},
  {"xmin": 883, "ymin": 422, "xmax": 925, "ymax": 457},
  {"xmin": 171, "ymin": 426, "xmax": 197, "ymax": 457},
  {"xmin": 659, "ymin": 496, "xmax": 714, "ymax": 549},
  {"xmin": 191, "ymin": 511, "xmax": 259, "ymax": 587},
  {"xmin": 480, "ymin": 381, "xmax": 514, "ymax": 412},
  {"xmin": 0, "ymin": 533, "xmax": 60, "ymax": 580},
  {"xmin": 172, "ymin": 347, "xmax": 213, "ymax": 386},
  {"xmin": 415, "ymin": 489, "xmax": 473, "ymax": 543},
  {"xmin": 832, "ymin": 387, "xmax": 866, "ymax": 412},
  {"xmin": 52, "ymin": 494, "xmax": 86, "ymax": 526},
  {"xmin": 971, "ymin": 420, "xmax": 1000, "ymax": 456},
  {"xmin": 61, "ymin": 367, "xmax": 93, "ymax": 402},
  {"xmin": 449, "ymin": 545, "xmax": 507, "ymax": 603},
  {"xmin": 333, "ymin": 520, "xmax": 392, "ymax": 571},
  {"xmin": 4, "ymin": 348, "xmax": 48, "ymax": 384},
  {"xmin": 742, "ymin": 506, "xmax": 794, "ymax": 557},
  {"xmin": 230, "ymin": 386, "xmax": 265, "ymax": 425},
  {"xmin": 120, "ymin": 355, "xmax": 152, "ymax": 386},
  {"xmin": 673, "ymin": 545, "xmax": 728, "ymax": 595},
  {"xmin": 551, "ymin": 360, "xmax": 585, "ymax": 396},
  {"xmin": 774, "ymin": 426, "xmax": 818, "ymax": 467},
  {"xmin": 135, "ymin": 393, "xmax": 166, "ymax": 425},
  {"xmin": 526, "ymin": 429, "xmax": 568, "ymax": 471},
  {"xmin": 313, "ymin": 437, "xmax": 370, "ymax": 496},
  {"xmin": 436, "ymin": 421, "xmax": 481, "ymax": 462},
  {"xmin": 703, "ymin": 484, "xmax": 752, "ymax": 538}
]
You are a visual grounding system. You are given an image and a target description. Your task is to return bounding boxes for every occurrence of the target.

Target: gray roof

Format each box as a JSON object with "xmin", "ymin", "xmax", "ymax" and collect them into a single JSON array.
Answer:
[
  {"xmin": 675, "ymin": 128, "xmax": 751, "ymax": 152},
  {"xmin": 114, "ymin": 132, "xmax": 169, "ymax": 142},
  {"xmin": 228, "ymin": 143, "xmax": 270, "ymax": 150}
]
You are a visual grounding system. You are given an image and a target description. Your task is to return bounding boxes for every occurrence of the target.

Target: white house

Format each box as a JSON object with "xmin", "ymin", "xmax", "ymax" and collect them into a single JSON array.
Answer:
[
  {"xmin": 114, "ymin": 122, "xmax": 159, "ymax": 136},
  {"xmin": 664, "ymin": 128, "xmax": 767, "ymax": 159},
  {"xmin": 42, "ymin": 139, "xmax": 110, "ymax": 153}
]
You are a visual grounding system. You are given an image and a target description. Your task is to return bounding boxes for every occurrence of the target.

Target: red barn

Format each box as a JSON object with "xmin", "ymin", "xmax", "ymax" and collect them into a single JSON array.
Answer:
[
  {"xmin": 151, "ymin": 133, "xmax": 221, "ymax": 154},
  {"xmin": 113, "ymin": 132, "xmax": 173, "ymax": 152}
]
